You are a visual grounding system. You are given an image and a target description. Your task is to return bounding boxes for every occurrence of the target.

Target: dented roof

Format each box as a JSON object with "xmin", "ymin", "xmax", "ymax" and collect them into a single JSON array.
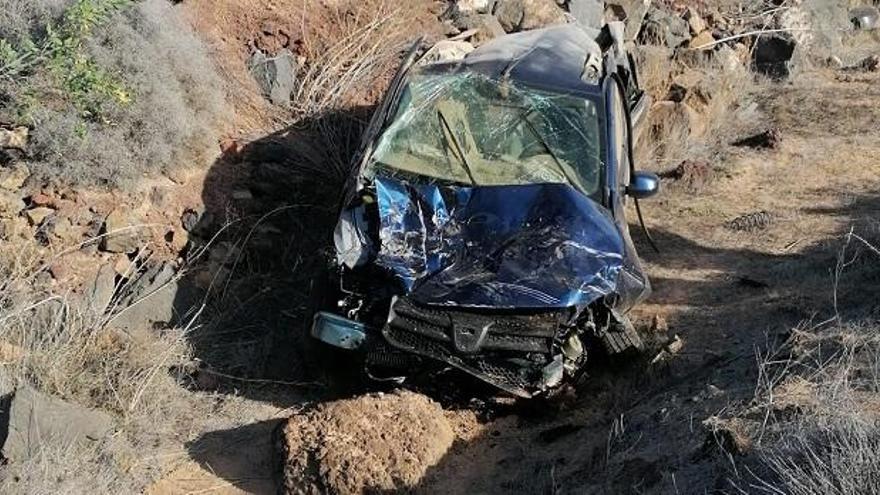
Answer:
[{"xmin": 424, "ymin": 24, "xmax": 606, "ymax": 96}]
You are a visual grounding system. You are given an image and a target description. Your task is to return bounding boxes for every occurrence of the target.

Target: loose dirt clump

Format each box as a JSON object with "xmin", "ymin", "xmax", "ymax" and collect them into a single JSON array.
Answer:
[
  {"xmin": 277, "ymin": 390, "xmax": 454, "ymax": 494},
  {"xmin": 732, "ymin": 128, "xmax": 783, "ymax": 150},
  {"xmin": 659, "ymin": 159, "xmax": 713, "ymax": 192}
]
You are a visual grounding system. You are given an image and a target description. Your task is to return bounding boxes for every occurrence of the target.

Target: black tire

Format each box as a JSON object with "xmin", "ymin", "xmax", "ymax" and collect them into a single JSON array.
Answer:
[{"xmin": 599, "ymin": 314, "xmax": 644, "ymax": 355}]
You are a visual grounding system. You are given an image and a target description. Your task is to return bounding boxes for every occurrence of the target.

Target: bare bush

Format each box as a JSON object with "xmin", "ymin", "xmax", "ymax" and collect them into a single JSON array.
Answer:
[
  {"xmin": 742, "ymin": 320, "xmax": 880, "ymax": 494},
  {"xmin": 287, "ymin": 0, "xmax": 428, "ymax": 179},
  {"xmin": 3, "ymin": 0, "xmax": 228, "ymax": 188},
  {"xmin": 0, "ymin": 0, "xmax": 67, "ymax": 44},
  {"xmin": 754, "ymin": 415, "xmax": 880, "ymax": 495}
]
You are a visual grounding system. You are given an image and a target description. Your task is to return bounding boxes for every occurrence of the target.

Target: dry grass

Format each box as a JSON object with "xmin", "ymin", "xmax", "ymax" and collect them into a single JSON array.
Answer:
[
  {"xmin": 0, "ymin": 435, "xmax": 139, "ymax": 495},
  {"xmin": 729, "ymin": 234, "xmax": 880, "ymax": 494},
  {"xmin": 285, "ymin": 0, "xmax": 434, "ymax": 179},
  {"xmin": 292, "ymin": 1, "xmax": 412, "ymax": 116},
  {"xmin": 0, "ymin": 230, "xmax": 199, "ymax": 415}
]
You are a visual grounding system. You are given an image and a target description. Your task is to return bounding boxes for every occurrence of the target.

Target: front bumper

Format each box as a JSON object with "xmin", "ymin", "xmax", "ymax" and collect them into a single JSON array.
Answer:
[
  {"xmin": 311, "ymin": 299, "xmax": 572, "ymax": 398},
  {"xmin": 382, "ymin": 297, "xmax": 567, "ymax": 397}
]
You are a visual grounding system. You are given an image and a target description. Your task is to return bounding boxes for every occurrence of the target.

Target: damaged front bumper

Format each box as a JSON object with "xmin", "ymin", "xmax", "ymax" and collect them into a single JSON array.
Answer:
[
  {"xmin": 313, "ymin": 296, "xmax": 587, "ymax": 398},
  {"xmin": 383, "ymin": 296, "xmax": 573, "ymax": 397}
]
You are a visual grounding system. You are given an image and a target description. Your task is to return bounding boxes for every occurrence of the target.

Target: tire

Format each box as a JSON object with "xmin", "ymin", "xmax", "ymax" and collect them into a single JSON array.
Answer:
[{"xmin": 599, "ymin": 314, "xmax": 644, "ymax": 355}]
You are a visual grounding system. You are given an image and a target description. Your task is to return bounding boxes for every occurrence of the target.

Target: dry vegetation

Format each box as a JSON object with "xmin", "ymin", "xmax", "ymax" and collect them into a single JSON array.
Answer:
[
  {"xmin": 0, "ymin": 0, "xmax": 227, "ymax": 187},
  {"xmin": 730, "ymin": 233, "xmax": 880, "ymax": 494}
]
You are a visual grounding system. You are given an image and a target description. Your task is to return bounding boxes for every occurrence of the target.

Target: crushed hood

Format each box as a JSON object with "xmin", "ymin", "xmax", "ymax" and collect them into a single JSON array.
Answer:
[{"xmin": 372, "ymin": 176, "xmax": 627, "ymax": 309}]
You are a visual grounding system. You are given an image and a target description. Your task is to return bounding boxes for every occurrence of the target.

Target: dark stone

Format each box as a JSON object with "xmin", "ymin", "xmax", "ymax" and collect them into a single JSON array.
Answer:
[
  {"xmin": 638, "ymin": 6, "xmax": 691, "ymax": 49},
  {"xmin": 732, "ymin": 128, "xmax": 782, "ymax": 149},
  {"xmin": 568, "ymin": 0, "xmax": 604, "ymax": 29},
  {"xmin": 665, "ymin": 83, "xmax": 687, "ymax": 103},
  {"xmin": 752, "ymin": 34, "xmax": 796, "ymax": 79},
  {"xmin": 248, "ymin": 48, "xmax": 298, "ymax": 106}
]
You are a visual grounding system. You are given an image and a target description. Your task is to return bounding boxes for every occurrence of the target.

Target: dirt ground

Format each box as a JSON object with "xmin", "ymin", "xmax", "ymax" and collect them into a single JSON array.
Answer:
[{"xmin": 141, "ymin": 4, "xmax": 880, "ymax": 494}]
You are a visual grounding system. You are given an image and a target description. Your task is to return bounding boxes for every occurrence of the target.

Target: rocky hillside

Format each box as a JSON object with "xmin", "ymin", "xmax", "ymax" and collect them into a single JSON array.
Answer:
[{"xmin": 0, "ymin": 0, "xmax": 878, "ymax": 493}]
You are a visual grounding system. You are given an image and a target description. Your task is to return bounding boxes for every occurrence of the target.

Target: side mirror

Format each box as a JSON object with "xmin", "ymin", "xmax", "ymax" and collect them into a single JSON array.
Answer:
[{"xmin": 626, "ymin": 171, "xmax": 660, "ymax": 199}]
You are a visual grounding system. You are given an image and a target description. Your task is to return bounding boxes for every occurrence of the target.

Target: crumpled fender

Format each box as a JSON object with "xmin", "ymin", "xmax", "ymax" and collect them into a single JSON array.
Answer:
[{"xmin": 373, "ymin": 175, "xmax": 630, "ymax": 309}]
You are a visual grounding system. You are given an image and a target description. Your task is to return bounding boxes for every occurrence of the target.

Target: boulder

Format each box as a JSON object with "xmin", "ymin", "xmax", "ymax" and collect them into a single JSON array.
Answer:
[
  {"xmin": 670, "ymin": 69, "xmax": 713, "ymax": 112},
  {"xmin": 688, "ymin": 30, "xmax": 715, "ymax": 50},
  {"xmin": 493, "ymin": 0, "xmax": 525, "ymax": 32},
  {"xmin": 638, "ymin": 6, "xmax": 690, "ymax": 49},
  {"xmin": 453, "ymin": 13, "xmax": 507, "ymax": 45},
  {"xmin": 0, "ymin": 385, "xmax": 115, "ymax": 463},
  {"xmin": 24, "ymin": 207, "xmax": 55, "ymax": 226},
  {"xmin": 278, "ymin": 391, "xmax": 454, "ymax": 494},
  {"xmin": 456, "ymin": 0, "xmax": 492, "ymax": 14},
  {"xmin": 0, "ymin": 126, "xmax": 28, "ymax": 150},
  {"xmin": 493, "ymin": 0, "xmax": 566, "ymax": 32},
  {"xmin": 100, "ymin": 209, "xmax": 146, "ymax": 253},
  {"xmin": 167, "ymin": 227, "xmax": 189, "ymax": 253},
  {"xmin": 248, "ymin": 48, "xmax": 298, "ymax": 106},
  {"xmin": 110, "ymin": 261, "xmax": 179, "ymax": 331},
  {"xmin": 606, "ymin": 0, "xmax": 651, "ymax": 41},
  {"xmin": 752, "ymin": 34, "xmax": 797, "ymax": 79},
  {"xmin": 0, "ymin": 163, "xmax": 30, "ymax": 191},
  {"xmin": 87, "ymin": 264, "xmax": 118, "ymax": 315},
  {"xmin": 519, "ymin": 0, "xmax": 567, "ymax": 30},
  {"xmin": 0, "ymin": 190, "xmax": 25, "ymax": 218},
  {"xmin": 421, "ymin": 40, "xmax": 475, "ymax": 63},
  {"xmin": 648, "ymin": 100, "xmax": 706, "ymax": 149},
  {"xmin": 569, "ymin": 0, "xmax": 605, "ymax": 29},
  {"xmin": 683, "ymin": 6, "xmax": 706, "ymax": 35}
]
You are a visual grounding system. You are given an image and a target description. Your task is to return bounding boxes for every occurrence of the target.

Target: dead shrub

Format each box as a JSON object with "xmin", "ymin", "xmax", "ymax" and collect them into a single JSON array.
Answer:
[
  {"xmin": 288, "ymin": 0, "xmax": 431, "ymax": 179},
  {"xmin": 1, "ymin": 0, "xmax": 228, "ymax": 188},
  {"xmin": 0, "ymin": 435, "xmax": 139, "ymax": 495},
  {"xmin": 0, "ymin": 240, "xmax": 194, "ymax": 419},
  {"xmin": 742, "ymin": 321, "xmax": 880, "ymax": 494},
  {"xmin": 293, "ymin": 0, "xmax": 424, "ymax": 117},
  {"xmin": 0, "ymin": 0, "xmax": 67, "ymax": 44}
]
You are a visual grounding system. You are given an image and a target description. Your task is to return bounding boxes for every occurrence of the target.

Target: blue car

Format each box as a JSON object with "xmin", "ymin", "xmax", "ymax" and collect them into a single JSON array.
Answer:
[{"xmin": 313, "ymin": 23, "xmax": 660, "ymax": 398}]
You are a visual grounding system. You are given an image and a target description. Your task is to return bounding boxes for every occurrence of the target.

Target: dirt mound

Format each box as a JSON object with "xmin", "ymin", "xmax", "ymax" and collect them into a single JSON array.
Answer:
[{"xmin": 277, "ymin": 390, "xmax": 454, "ymax": 494}]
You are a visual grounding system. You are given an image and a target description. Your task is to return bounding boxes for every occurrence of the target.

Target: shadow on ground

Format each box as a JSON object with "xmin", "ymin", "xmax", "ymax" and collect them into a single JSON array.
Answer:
[
  {"xmin": 172, "ymin": 106, "xmax": 377, "ymax": 406},
  {"xmin": 171, "ymin": 107, "xmax": 375, "ymax": 491}
]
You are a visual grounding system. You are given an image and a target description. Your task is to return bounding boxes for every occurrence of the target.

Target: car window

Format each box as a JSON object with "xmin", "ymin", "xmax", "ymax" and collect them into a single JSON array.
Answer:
[
  {"xmin": 609, "ymin": 82, "xmax": 630, "ymax": 190},
  {"xmin": 368, "ymin": 73, "xmax": 605, "ymax": 198}
]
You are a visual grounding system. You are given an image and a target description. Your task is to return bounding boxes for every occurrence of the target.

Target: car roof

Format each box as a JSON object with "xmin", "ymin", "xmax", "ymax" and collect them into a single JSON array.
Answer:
[{"xmin": 422, "ymin": 24, "xmax": 606, "ymax": 96}]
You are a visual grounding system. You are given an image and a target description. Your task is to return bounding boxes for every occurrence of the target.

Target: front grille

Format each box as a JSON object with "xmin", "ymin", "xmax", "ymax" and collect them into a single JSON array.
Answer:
[{"xmin": 382, "ymin": 297, "xmax": 565, "ymax": 397}]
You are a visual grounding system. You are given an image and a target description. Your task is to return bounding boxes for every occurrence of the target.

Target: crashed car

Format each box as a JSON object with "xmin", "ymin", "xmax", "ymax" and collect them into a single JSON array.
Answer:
[{"xmin": 312, "ymin": 23, "xmax": 660, "ymax": 398}]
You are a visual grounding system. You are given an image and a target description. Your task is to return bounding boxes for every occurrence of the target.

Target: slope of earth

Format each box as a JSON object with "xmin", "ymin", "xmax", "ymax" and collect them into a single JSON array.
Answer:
[{"xmin": 412, "ymin": 69, "xmax": 880, "ymax": 494}]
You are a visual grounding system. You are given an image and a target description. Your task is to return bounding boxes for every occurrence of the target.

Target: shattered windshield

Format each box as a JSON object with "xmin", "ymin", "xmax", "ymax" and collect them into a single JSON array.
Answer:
[{"xmin": 368, "ymin": 72, "xmax": 605, "ymax": 197}]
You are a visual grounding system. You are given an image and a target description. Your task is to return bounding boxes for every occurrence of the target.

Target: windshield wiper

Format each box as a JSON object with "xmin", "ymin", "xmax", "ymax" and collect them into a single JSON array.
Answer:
[
  {"xmin": 436, "ymin": 108, "xmax": 477, "ymax": 185},
  {"xmin": 521, "ymin": 110, "xmax": 578, "ymax": 187}
]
